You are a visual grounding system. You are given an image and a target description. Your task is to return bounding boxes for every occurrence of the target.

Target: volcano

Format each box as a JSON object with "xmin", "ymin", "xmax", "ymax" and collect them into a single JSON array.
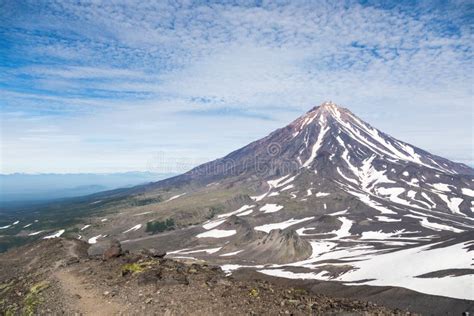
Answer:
[{"xmin": 17, "ymin": 102, "xmax": 474, "ymax": 301}]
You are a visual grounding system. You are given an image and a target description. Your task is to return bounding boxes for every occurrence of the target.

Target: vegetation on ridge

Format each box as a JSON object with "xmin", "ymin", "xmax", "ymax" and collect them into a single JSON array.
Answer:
[{"xmin": 145, "ymin": 218, "xmax": 175, "ymax": 234}]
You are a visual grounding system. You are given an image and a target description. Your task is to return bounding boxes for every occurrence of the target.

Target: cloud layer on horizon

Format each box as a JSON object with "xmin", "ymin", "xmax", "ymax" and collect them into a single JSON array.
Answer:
[{"xmin": 1, "ymin": 0, "xmax": 472, "ymax": 173}]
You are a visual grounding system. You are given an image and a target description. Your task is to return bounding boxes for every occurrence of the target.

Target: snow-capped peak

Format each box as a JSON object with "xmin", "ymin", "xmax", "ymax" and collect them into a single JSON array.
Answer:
[{"xmin": 289, "ymin": 102, "xmax": 470, "ymax": 175}]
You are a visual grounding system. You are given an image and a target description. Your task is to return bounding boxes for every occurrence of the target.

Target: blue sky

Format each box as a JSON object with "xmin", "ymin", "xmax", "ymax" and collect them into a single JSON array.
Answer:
[{"xmin": 0, "ymin": 0, "xmax": 472, "ymax": 173}]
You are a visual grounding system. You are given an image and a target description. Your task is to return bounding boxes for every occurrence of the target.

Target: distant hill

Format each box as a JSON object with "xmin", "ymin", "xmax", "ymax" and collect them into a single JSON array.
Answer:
[{"xmin": 0, "ymin": 172, "xmax": 176, "ymax": 203}]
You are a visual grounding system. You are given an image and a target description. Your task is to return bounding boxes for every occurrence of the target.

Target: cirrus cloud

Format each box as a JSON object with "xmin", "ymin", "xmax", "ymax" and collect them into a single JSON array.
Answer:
[{"xmin": 0, "ymin": 0, "xmax": 472, "ymax": 173}]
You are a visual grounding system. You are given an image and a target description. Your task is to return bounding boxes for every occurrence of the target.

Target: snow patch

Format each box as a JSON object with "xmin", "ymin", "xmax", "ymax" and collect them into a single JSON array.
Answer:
[
  {"xmin": 220, "ymin": 264, "xmax": 265, "ymax": 275},
  {"xmin": 431, "ymin": 183, "xmax": 452, "ymax": 192},
  {"xmin": 218, "ymin": 205, "xmax": 254, "ymax": 218},
  {"xmin": 28, "ymin": 231, "xmax": 44, "ymax": 236},
  {"xmin": 43, "ymin": 229, "xmax": 65, "ymax": 239},
  {"xmin": 328, "ymin": 209, "xmax": 348, "ymax": 216},
  {"xmin": 421, "ymin": 192, "xmax": 436, "ymax": 208},
  {"xmin": 275, "ymin": 176, "xmax": 297, "ymax": 188},
  {"xmin": 123, "ymin": 224, "xmax": 142, "ymax": 234},
  {"xmin": 259, "ymin": 204, "xmax": 284, "ymax": 214},
  {"xmin": 405, "ymin": 214, "xmax": 463, "ymax": 233},
  {"xmin": 237, "ymin": 209, "xmax": 254, "ymax": 216},
  {"xmin": 250, "ymin": 192, "xmax": 268, "ymax": 202},
  {"xmin": 303, "ymin": 118, "xmax": 330, "ymax": 168},
  {"xmin": 80, "ymin": 225, "xmax": 91, "ymax": 231},
  {"xmin": 377, "ymin": 187, "xmax": 421, "ymax": 209},
  {"xmin": 267, "ymin": 234, "xmax": 472, "ymax": 300},
  {"xmin": 328, "ymin": 217, "xmax": 352, "ymax": 239},
  {"xmin": 337, "ymin": 241, "xmax": 473, "ymax": 300},
  {"xmin": 281, "ymin": 184, "xmax": 294, "ymax": 191},
  {"xmin": 360, "ymin": 230, "xmax": 408, "ymax": 240},
  {"xmin": 134, "ymin": 211, "xmax": 152, "ymax": 216},
  {"xmin": 315, "ymin": 192, "xmax": 330, "ymax": 197},
  {"xmin": 220, "ymin": 250, "xmax": 244, "ymax": 257},
  {"xmin": 88, "ymin": 234, "xmax": 106, "ymax": 244},
  {"xmin": 438, "ymin": 194, "xmax": 464, "ymax": 216},
  {"xmin": 255, "ymin": 217, "xmax": 314, "ymax": 233},
  {"xmin": 259, "ymin": 269, "xmax": 331, "ymax": 281},
  {"xmin": 166, "ymin": 193, "xmax": 187, "ymax": 202},
  {"xmin": 196, "ymin": 229, "xmax": 236, "ymax": 238},
  {"xmin": 203, "ymin": 219, "xmax": 226, "ymax": 230},
  {"xmin": 461, "ymin": 188, "xmax": 474, "ymax": 197},
  {"xmin": 179, "ymin": 247, "xmax": 222, "ymax": 255},
  {"xmin": 375, "ymin": 216, "xmax": 401, "ymax": 222}
]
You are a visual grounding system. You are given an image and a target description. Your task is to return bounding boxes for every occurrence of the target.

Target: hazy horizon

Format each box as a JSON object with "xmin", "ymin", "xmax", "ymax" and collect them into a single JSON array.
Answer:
[{"xmin": 0, "ymin": 171, "xmax": 176, "ymax": 202}]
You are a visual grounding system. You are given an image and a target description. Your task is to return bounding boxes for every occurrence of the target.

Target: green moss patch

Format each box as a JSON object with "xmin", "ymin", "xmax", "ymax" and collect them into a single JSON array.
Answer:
[
  {"xmin": 23, "ymin": 281, "xmax": 50, "ymax": 316},
  {"xmin": 121, "ymin": 260, "xmax": 158, "ymax": 276}
]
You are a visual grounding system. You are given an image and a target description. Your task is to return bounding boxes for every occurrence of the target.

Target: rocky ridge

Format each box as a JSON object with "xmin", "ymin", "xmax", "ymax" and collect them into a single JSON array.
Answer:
[{"xmin": 0, "ymin": 238, "xmax": 405, "ymax": 315}]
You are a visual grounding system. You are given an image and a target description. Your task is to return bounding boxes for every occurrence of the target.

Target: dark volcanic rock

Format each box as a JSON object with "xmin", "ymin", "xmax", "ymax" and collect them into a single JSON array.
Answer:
[
  {"xmin": 102, "ymin": 240, "xmax": 122, "ymax": 260},
  {"xmin": 66, "ymin": 256, "xmax": 80, "ymax": 266},
  {"xmin": 140, "ymin": 248, "xmax": 166, "ymax": 258},
  {"xmin": 137, "ymin": 268, "xmax": 163, "ymax": 286},
  {"xmin": 243, "ymin": 229, "xmax": 312, "ymax": 264},
  {"xmin": 88, "ymin": 239, "xmax": 124, "ymax": 259}
]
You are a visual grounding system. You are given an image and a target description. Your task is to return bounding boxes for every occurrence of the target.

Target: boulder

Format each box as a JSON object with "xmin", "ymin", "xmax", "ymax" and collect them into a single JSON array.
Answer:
[
  {"xmin": 137, "ymin": 268, "xmax": 163, "ymax": 286},
  {"xmin": 102, "ymin": 240, "xmax": 122, "ymax": 260},
  {"xmin": 140, "ymin": 248, "xmax": 167, "ymax": 258}
]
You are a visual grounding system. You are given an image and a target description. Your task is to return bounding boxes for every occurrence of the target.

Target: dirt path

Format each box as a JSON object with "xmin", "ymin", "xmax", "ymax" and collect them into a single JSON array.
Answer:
[{"xmin": 54, "ymin": 268, "xmax": 125, "ymax": 315}]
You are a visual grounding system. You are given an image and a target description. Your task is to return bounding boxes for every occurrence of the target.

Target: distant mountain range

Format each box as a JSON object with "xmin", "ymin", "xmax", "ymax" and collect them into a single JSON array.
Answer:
[{"xmin": 0, "ymin": 172, "xmax": 176, "ymax": 203}]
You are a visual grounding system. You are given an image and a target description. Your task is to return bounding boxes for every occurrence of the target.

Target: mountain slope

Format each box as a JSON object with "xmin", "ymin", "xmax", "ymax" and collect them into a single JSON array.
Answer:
[{"xmin": 7, "ymin": 102, "xmax": 473, "ymax": 302}]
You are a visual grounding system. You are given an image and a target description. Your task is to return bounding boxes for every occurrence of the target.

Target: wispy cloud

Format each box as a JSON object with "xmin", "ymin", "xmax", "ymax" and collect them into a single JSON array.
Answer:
[
  {"xmin": 0, "ymin": 0, "xmax": 472, "ymax": 173},
  {"xmin": 180, "ymin": 107, "xmax": 274, "ymax": 121}
]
